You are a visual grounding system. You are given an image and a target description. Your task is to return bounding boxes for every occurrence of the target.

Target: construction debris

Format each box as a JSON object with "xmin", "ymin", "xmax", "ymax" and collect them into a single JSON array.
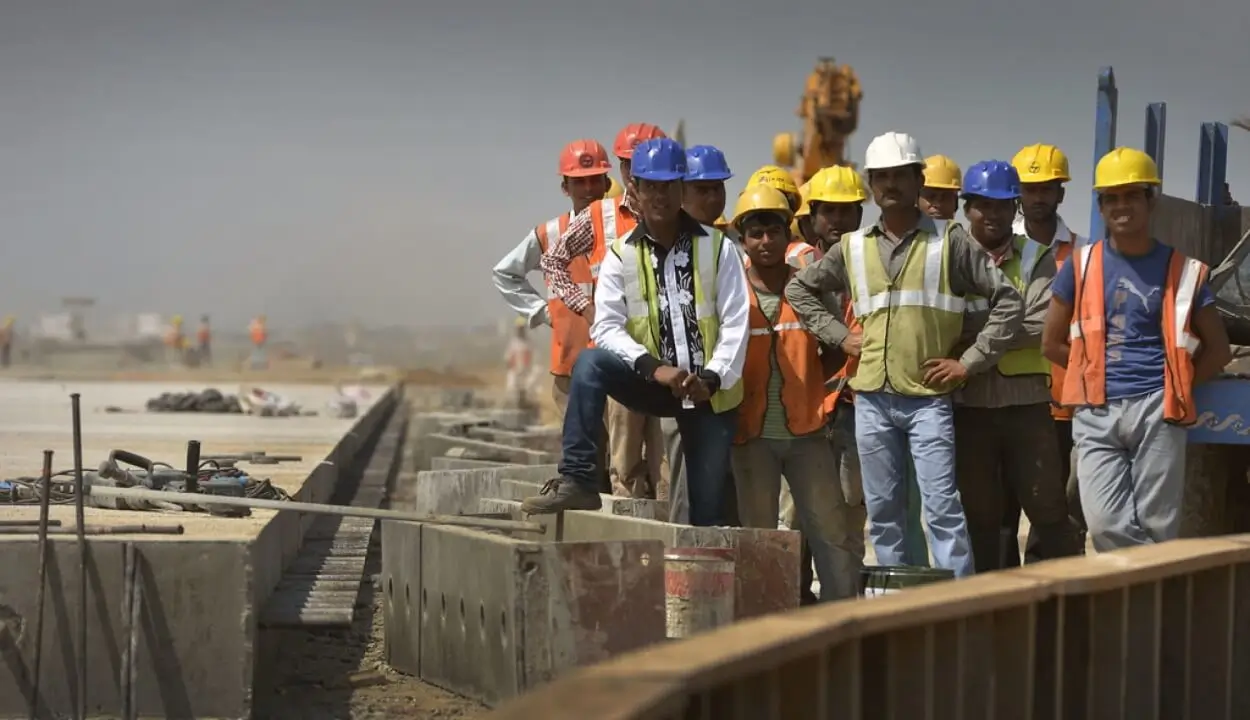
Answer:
[{"xmin": 146, "ymin": 388, "xmax": 244, "ymax": 413}]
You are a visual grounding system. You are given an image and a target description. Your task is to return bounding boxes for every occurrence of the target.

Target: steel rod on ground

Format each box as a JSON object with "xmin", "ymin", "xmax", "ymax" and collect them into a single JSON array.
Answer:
[
  {"xmin": 85, "ymin": 484, "xmax": 547, "ymax": 534},
  {"xmin": 71, "ymin": 393, "xmax": 87, "ymax": 720}
]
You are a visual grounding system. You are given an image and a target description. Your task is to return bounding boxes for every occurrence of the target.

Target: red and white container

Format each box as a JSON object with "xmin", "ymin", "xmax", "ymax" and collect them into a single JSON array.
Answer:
[{"xmin": 664, "ymin": 548, "xmax": 735, "ymax": 639}]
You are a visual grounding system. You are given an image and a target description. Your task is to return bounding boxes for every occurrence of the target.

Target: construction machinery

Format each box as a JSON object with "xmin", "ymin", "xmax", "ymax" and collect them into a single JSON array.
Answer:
[{"xmin": 771, "ymin": 57, "xmax": 863, "ymax": 185}]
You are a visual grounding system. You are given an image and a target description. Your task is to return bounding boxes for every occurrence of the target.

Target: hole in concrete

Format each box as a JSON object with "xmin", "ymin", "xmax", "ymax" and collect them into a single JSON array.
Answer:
[
  {"xmin": 440, "ymin": 593, "xmax": 447, "ymax": 622},
  {"xmin": 640, "ymin": 552, "xmax": 651, "ymax": 567},
  {"xmin": 459, "ymin": 597, "xmax": 466, "ymax": 624},
  {"xmin": 522, "ymin": 561, "xmax": 538, "ymax": 575},
  {"xmin": 479, "ymin": 603, "xmax": 487, "ymax": 643},
  {"xmin": 388, "ymin": 577, "xmax": 393, "ymax": 599},
  {"xmin": 500, "ymin": 610, "xmax": 509, "ymax": 649}
]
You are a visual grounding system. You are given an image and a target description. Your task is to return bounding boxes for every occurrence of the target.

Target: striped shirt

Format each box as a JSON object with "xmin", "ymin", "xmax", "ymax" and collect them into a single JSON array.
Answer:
[{"xmin": 540, "ymin": 193, "xmax": 639, "ymax": 315}]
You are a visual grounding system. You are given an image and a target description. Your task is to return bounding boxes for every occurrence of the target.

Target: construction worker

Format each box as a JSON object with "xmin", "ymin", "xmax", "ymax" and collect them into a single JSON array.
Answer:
[
  {"xmin": 792, "ymin": 181, "xmax": 814, "ymax": 246},
  {"xmin": 249, "ymin": 315, "xmax": 268, "ymax": 369},
  {"xmin": 1007, "ymin": 143, "xmax": 1087, "ymax": 565},
  {"xmin": 165, "ymin": 315, "xmax": 187, "ymax": 365},
  {"xmin": 522, "ymin": 138, "xmax": 749, "ymax": 525},
  {"xmin": 491, "ymin": 139, "xmax": 612, "ymax": 416},
  {"xmin": 196, "ymin": 315, "xmax": 212, "ymax": 365},
  {"xmin": 745, "ymin": 166, "xmax": 817, "ymax": 268},
  {"xmin": 785, "ymin": 131, "xmax": 1025, "ymax": 577},
  {"xmin": 1043, "ymin": 147, "xmax": 1231, "ymax": 551},
  {"xmin": 730, "ymin": 184, "xmax": 857, "ymax": 600},
  {"xmin": 0, "ymin": 316, "xmax": 13, "ymax": 368},
  {"xmin": 683, "ymin": 145, "xmax": 732, "ymax": 225},
  {"xmin": 920, "ymin": 155, "xmax": 961, "ymax": 221},
  {"xmin": 540, "ymin": 123, "xmax": 670, "ymax": 501},
  {"xmin": 953, "ymin": 160, "xmax": 1081, "ymax": 572}
]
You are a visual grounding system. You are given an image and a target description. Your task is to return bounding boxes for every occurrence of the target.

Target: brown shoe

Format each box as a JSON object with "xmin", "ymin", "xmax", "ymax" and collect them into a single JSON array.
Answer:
[{"xmin": 521, "ymin": 477, "xmax": 603, "ymax": 515}]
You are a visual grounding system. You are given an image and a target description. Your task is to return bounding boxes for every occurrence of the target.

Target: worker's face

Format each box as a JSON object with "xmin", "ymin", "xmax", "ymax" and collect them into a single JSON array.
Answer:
[
  {"xmin": 634, "ymin": 178, "xmax": 684, "ymax": 226},
  {"xmin": 562, "ymin": 175, "xmax": 610, "ymax": 212},
  {"xmin": 1098, "ymin": 186, "xmax": 1155, "ymax": 238},
  {"xmin": 619, "ymin": 159, "xmax": 633, "ymax": 193},
  {"xmin": 1020, "ymin": 181, "xmax": 1065, "ymax": 223},
  {"xmin": 682, "ymin": 180, "xmax": 726, "ymax": 226},
  {"xmin": 869, "ymin": 166, "xmax": 922, "ymax": 211},
  {"xmin": 918, "ymin": 187, "xmax": 959, "ymax": 220},
  {"xmin": 810, "ymin": 202, "xmax": 864, "ymax": 249},
  {"xmin": 964, "ymin": 197, "xmax": 1018, "ymax": 250},
  {"xmin": 739, "ymin": 213, "xmax": 791, "ymax": 269}
]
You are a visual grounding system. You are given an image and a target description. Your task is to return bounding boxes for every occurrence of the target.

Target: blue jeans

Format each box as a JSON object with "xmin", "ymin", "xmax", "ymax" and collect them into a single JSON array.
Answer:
[
  {"xmin": 854, "ymin": 392, "xmax": 975, "ymax": 577},
  {"xmin": 560, "ymin": 348, "xmax": 737, "ymax": 527}
]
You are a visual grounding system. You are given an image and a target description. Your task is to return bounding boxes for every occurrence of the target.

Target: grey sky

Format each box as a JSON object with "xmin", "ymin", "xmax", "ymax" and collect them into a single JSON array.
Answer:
[{"xmin": 3, "ymin": 0, "xmax": 1247, "ymax": 331}]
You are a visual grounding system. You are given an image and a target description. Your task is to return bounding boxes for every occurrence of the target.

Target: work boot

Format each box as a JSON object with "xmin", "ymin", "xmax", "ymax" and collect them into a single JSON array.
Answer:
[{"xmin": 521, "ymin": 477, "xmax": 603, "ymax": 514}]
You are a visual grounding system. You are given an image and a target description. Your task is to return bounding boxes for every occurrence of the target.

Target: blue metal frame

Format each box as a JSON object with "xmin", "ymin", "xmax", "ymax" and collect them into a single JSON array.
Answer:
[
  {"xmin": 1144, "ymin": 102, "xmax": 1167, "ymax": 180},
  {"xmin": 1197, "ymin": 121, "xmax": 1229, "ymax": 206},
  {"xmin": 1089, "ymin": 67, "xmax": 1118, "ymax": 242}
]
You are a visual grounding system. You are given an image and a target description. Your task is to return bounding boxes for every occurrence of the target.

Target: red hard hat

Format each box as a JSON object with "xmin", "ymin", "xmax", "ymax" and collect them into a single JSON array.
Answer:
[
  {"xmin": 613, "ymin": 123, "xmax": 666, "ymax": 160},
  {"xmin": 559, "ymin": 139, "xmax": 611, "ymax": 178}
]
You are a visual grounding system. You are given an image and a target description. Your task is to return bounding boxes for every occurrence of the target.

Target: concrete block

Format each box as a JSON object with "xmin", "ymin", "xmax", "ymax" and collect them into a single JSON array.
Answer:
[
  {"xmin": 403, "ymin": 466, "xmax": 559, "ymax": 515},
  {"xmin": 431, "ymin": 457, "xmax": 514, "ymax": 471},
  {"xmin": 381, "ymin": 520, "xmax": 422, "ymax": 676},
  {"xmin": 381, "ymin": 522, "xmax": 663, "ymax": 706},
  {"xmin": 495, "ymin": 479, "xmax": 669, "ymax": 521},
  {"xmin": 419, "ymin": 434, "xmax": 552, "ymax": 468}
]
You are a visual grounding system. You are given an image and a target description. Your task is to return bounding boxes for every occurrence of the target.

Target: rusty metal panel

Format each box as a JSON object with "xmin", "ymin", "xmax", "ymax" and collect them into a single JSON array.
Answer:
[{"xmin": 1150, "ymin": 194, "xmax": 1245, "ymax": 265}]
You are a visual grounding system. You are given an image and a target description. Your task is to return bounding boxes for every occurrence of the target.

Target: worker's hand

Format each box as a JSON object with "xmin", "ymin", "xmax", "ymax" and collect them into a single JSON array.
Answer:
[
  {"xmin": 922, "ymin": 358, "xmax": 968, "ymax": 388},
  {"xmin": 652, "ymin": 365, "xmax": 689, "ymax": 391},
  {"xmin": 680, "ymin": 374, "xmax": 712, "ymax": 403},
  {"xmin": 840, "ymin": 330, "xmax": 863, "ymax": 357},
  {"xmin": 580, "ymin": 305, "xmax": 596, "ymax": 326}
]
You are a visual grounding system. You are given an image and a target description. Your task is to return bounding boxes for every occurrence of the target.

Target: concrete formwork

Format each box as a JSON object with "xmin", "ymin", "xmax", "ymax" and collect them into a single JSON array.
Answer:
[{"xmin": 0, "ymin": 380, "xmax": 396, "ymax": 719}]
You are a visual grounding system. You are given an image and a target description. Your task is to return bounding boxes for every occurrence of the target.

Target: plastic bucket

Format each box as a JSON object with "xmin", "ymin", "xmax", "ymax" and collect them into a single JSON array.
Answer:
[
  {"xmin": 860, "ymin": 565, "xmax": 955, "ymax": 597},
  {"xmin": 664, "ymin": 548, "xmax": 735, "ymax": 639}
]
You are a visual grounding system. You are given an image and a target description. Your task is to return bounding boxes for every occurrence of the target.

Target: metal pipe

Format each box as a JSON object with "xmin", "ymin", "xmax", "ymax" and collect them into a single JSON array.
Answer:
[
  {"xmin": 120, "ymin": 543, "xmax": 134, "ymax": 720},
  {"xmin": 0, "ymin": 524, "xmax": 184, "ymax": 536},
  {"xmin": 0, "ymin": 519, "xmax": 61, "ymax": 527},
  {"xmin": 84, "ymin": 484, "xmax": 546, "ymax": 534},
  {"xmin": 71, "ymin": 393, "xmax": 87, "ymax": 720},
  {"xmin": 28, "ymin": 449, "xmax": 53, "ymax": 720},
  {"xmin": 185, "ymin": 440, "xmax": 201, "ymax": 494}
]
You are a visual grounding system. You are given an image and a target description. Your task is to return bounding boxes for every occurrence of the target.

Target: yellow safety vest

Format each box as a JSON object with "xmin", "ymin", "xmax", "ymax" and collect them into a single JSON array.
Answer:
[
  {"xmin": 966, "ymin": 235, "xmax": 1050, "ymax": 377},
  {"xmin": 612, "ymin": 228, "xmax": 744, "ymax": 413},
  {"xmin": 842, "ymin": 221, "xmax": 964, "ymax": 396}
]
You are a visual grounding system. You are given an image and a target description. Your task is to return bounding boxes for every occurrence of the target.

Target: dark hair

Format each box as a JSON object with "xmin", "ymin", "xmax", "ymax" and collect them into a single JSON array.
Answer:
[{"xmin": 740, "ymin": 211, "xmax": 788, "ymax": 229}]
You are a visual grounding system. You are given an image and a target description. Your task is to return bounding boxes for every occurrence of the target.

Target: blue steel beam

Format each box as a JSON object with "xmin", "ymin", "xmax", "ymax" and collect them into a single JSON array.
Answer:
[
  {"xmin": 1090, "ymin": 67, "xmax": 1118, "ymax": 241},
  {"xmin": 1196, "ymin": 121, "xmax": 1228, "ymax": 206},
  {"xmin": 1144, "ymin": 102, "xmax": 1167, "ymax": 181}
]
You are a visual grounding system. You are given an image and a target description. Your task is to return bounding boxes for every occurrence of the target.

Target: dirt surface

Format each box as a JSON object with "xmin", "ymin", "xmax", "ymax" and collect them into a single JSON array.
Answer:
[{"xmin": 256, "ymin": 548, "xmax": 489, "ymax": 719}]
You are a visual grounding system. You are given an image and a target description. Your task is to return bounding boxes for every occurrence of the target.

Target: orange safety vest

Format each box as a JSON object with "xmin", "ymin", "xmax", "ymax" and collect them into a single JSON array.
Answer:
[
  {"xmin": 1049, "ymin": 238, "xmax": 1077, "ymax": 420},
  {"xmin": 786, "ymin": 241, "xmax": 820, "ymax": 268},
  {"xmin": 1061, "ymin": 241, "xmax": 1208, "ymax": 426},
  {"xmin": 197, "ymin": 325, "xmax": 211, "ymax": 344},
  {"xmin": 734, "ymin": 274, "xmax": 826, "ymax": 443},
  {"xmin": 535, "ymin": 208, "xmax": 611, "ymax": 377},
  {"xmin": 249, "ymin": 320, "xmax": 267, "ymax": 346}
]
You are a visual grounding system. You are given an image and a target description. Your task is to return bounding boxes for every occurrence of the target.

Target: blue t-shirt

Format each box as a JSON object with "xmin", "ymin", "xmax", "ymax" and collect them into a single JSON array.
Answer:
[{"xmin": 1053, "ymin": 239, "xmax": 1214, "ymax": 401}]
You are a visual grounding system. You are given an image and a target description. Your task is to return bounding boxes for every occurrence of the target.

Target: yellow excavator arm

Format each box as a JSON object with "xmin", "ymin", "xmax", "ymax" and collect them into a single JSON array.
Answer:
[{"xmin": 773, "ymin": 57, "xmax": 863, "ymax": 185}]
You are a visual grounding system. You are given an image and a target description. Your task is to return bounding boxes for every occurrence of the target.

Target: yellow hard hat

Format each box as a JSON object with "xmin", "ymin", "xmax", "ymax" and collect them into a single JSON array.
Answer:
[
  {"xmin": 171, "ymin": 315, "xmax": 183, "ymax": 325},
  {"xmin": 794, "ymin": 182, "xmax": 813, "ymax": 218},
  {"xmin": 922, "ymin": 155, "xmax": 962, "ymax": 190},
  {"xmin": 807, "ymin": 165, "xmax": 868, "ymax": 204},
  {"xmin": 2, "ymin": 316, "xmax": 13, "ymax": 327},
  {"xmin": 1093, "ymin": 147, "xmax": 1161, "ymax": 190},
  {"xmin": 713, "ymin": 215, "xmax": 731, "ymax": 231},
  {"xmin": 605, "ymin": 176, "xmax": 624, "ymax": 199},
  {"xmin": 731, "ymin": 185, "xmax": 794, "ymax": 228},
  {"xmin": 746, "ymin": 165, "xmax": 800, "ymax": 199},
  {"xmin": 1012, "ymin": 143, "xmax": 1071, "ymax": 183}
]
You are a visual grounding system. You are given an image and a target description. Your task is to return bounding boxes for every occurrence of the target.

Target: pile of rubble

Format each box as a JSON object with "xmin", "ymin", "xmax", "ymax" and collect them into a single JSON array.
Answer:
[{"xmin": 146, "ymin": 388, "xmax": 243, "ymax": 414}]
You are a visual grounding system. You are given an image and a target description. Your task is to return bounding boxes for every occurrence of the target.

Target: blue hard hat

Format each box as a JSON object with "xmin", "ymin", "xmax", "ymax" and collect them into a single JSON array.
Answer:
[
  {"xmin": 684, "ymin": 145, "xmax": 733, "ymax": 181},
  {"xmin": 631, "ymin": 138, "xmax": 687, "ymax": 182},
  {"xmin": 961, "ymin": 160, "xmax": 1021, "ymax": 200}
]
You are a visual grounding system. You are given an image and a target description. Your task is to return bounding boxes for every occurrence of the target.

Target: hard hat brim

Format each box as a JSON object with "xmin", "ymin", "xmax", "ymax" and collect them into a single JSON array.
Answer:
[
  {"xmin": 864, "ymin": 161, "xmax": 925, "ymax": 171},
  {"xmin": 961, "ymin": 190, "xmax": 1020, "ymax": 201},
  {"xmin": 633, "ymin": 170, "xmax": 685, "ymax": 182},
  {"xmin": 1093, "ymin": 179, "xmax": 1161, "ymax": 191},
  {"xmin": 686, "ymin": 171, "xmax": 733, "ymax": 181},
  {"xmin": 563, "ymin": 167, "xmax": 612, "ymax": 178},
  {"xmin": 1018, "ymin": 174, "xmax": 1071, "ymax": 184},
  {"xmin": 923, "ymin": 182, "xmax": 962, "ymax": 191}
]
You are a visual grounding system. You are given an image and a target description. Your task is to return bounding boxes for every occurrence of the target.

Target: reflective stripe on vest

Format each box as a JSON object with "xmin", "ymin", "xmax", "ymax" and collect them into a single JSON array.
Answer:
[
  {"xmin": 843, "ymin": 221, "xmax": 964, "ymax": 395},
  {"xmin": 735, "ymin": 282, "xmax": 826, "ymax": 443},
  {"xmin": 613, "ymin": 228, "xmax": 744, "ymax": 413},
  {"xmin": 1062, "ymin": 241, "xmax": 1207, "ymax": 424},
  {"xmin": 786, "ymin": 241, "xmax": 819, "ymax": 268},
  {"xmin": 964, "ymin": 235, "xmax": 1050, "ymax": 376}
]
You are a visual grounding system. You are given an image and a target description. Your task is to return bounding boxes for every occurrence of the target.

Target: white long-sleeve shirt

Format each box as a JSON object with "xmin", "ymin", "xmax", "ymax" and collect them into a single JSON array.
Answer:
[
  {"xmin": 491, "ymin": 231, "xmax": 550, "ymax": 329},
  {"xmin": 590, "ymin": 225, "xmax": 750, "ymax": 391}
]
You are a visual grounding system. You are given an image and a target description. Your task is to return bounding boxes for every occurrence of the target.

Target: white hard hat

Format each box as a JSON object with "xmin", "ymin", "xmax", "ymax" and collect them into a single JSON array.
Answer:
[{"xmin": 864, "ymin": 132, "xmax": 924, "ymax": 171}]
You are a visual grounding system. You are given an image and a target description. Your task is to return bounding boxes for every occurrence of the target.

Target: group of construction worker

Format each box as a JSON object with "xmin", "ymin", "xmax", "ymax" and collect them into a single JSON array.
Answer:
[{"xmin": 491, "ymin": 122, "xmax": 1233, "ymax": 603}]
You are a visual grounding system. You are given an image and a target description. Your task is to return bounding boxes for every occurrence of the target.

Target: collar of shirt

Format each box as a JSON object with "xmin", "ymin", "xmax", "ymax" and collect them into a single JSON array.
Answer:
[
  {"xmin": 626, "ymin": 211, "xmax": 708, "ymax": 245},
  {"xmin": 1011, "ymin": 214, "xmax": 1075, "ymax": 245},
  {"xmin": 865, "ymin": 212, "xmax": 942, "ymax": 241},
  {"xmin": 620, "ymin": 191, "xmax": 639, "ymax": 219}
]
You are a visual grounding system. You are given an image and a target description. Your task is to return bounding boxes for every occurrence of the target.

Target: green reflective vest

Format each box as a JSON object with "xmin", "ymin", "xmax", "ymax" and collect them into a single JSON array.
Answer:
[
  {"xmin": 842, "ymin": 221, "xmax": 964, "ymax": 396},
  {"xmin": 612, "ymin": 229, "xmax": 744, "ymax": 413},
  {"xmin": 965, "ymin": 235, "xmax": 1050, "ymax": 377}
]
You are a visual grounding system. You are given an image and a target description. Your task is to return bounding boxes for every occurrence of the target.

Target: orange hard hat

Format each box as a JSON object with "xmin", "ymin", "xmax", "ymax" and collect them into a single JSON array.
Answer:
[
  {"xmin": 613, "ymin": 123, "xmax": 666, "ymax": 160},
  {"xmin": 559, "ymin": 139, "xmax": 611, "ymax": 177}
]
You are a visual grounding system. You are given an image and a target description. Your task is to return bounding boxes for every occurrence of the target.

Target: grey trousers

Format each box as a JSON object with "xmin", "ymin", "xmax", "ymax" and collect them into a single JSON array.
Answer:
[{"xmin": 1072, "ymin": 389, "xmax": 1187, "ymax": 552}]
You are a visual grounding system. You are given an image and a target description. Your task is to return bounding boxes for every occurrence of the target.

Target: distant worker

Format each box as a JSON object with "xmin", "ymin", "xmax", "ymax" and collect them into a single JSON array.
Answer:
[
  {"xmin": 1044, "ymin": 147, "xmax": 1231, "ymax": 551},
  {"xmin": 786, "ymin": 131, "xmax": 1025, "ymax": 578},
  {"xmin": 920, "ymin": 155, "xmax": 961, "ymax": 221},
  {"xmin": 730, "ymin": 184, "xmax": 857, "ymax": 600},
  {"xmin": 504, "ymin": 317, "xmax": 538, "ymax": 407},
  {"xmin": 540, "ymin": 123, "xmax": 671, "ymax": 500},
  {"xmin": 0, "ymin": 316, "xmax": 13, "ymax": 368},
  {"xmin": 953, "ymin": 160, "xmax": 1080, "ymax": 572},
  {"xmin": 491, "ymin": 139, "xmax": 612, "ymax": 415},
  {"xmin": 165, "ymin": 315, "xmax": 187, "ymax": 365},
  {"xmin": 523, "ymin": 138, "xmax": 749, "ymax": 525},
  {"xmin": 197, "ymin": 315, "xmax": 212, "ymax": 365},
  {"xmin": 1008, "ymin": 143, "xmax": 1087, "ymax": 565},
  {"xmin": 249, "ymin": 315, "xmax": 268, "ymax": 370}
]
